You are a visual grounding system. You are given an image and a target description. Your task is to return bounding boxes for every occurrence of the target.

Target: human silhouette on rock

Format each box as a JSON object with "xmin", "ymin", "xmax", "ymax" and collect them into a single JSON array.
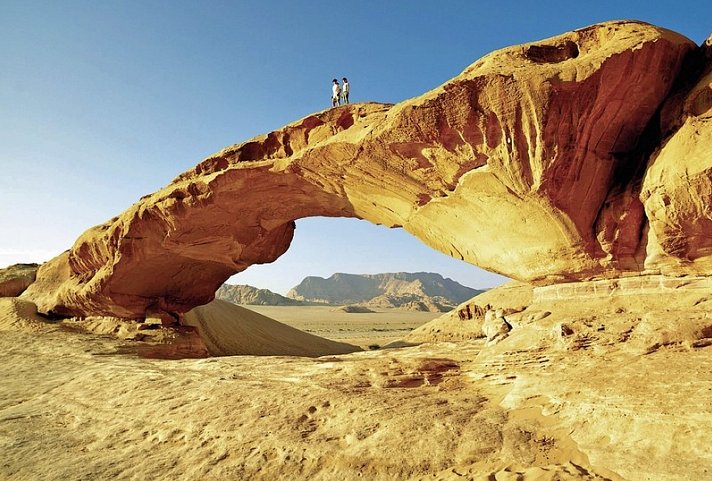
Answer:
[
  {"xmin": 331, "ymin": 78, "xmax": 341, "ymax": 107},
  {"xmin": 341, "ymin": 77, "xmax": 350, "ymax": 104}
]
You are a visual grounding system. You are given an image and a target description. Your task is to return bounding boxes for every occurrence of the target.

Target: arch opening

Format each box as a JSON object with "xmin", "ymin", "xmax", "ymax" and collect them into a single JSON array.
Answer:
[{"xmin": 222, "ymin": 217, "xmax": 509, "ymax": 349}]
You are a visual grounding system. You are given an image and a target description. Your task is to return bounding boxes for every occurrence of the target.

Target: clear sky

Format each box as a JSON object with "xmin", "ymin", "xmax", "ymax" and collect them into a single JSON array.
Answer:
[{"xmin": 1, "ymin": 1, "xmax": 710, "ymax": 295}]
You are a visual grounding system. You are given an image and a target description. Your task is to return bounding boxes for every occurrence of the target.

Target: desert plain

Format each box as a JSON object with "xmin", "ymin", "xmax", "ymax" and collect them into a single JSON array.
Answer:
[{"xmin": 246, "ymin": 304, "xmax": 437, "ymax": 348}]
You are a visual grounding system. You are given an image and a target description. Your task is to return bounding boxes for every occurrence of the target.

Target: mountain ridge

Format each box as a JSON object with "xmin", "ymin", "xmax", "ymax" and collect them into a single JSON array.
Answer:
[
  {"xmin": 215, "ymin": 284, "xmax": 306, "ymax": 306},
  {"xmin": 216, "ymin": 272, "xmax": 484, "ymax": 312},
  {"xmin": 286, "ymin": 272, "xmax": 483, "ymax": 312}
]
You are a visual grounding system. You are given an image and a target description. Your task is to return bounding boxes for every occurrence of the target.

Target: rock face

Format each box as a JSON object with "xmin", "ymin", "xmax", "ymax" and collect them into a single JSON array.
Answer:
[
  {"xmin": 22, "ymin": 21, "xmax": 709, "ymax": 320},
  {"xmin": 641, "ymin": 34, "xmax": 712, "ymax": 274},
  {"xmin": 0, "ymin": 264, "xmax": 40, "ymax": 298},
  {"xmin": 215, "ymin": 284, "xmax": 304, "ymax": 306},
  {"xmin": 408, "ymin": 281, "xmax": 533, "ymax": 343},
  {"xmin": 287, "ymin": 272, "xmax": 480, "ymax": 312}
]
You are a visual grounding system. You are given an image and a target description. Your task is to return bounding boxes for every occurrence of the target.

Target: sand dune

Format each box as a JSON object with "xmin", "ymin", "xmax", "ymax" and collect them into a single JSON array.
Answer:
[
  {"xmin": 183, "ymin": 299, "xmax": 361, "ymax": 357},
  {"xmin": 0, "ymin": 297, "xmax": 50, "ymax": 331},
  {"xmin": 2, "ymin": 17, "xmax": 711, "ymax": 481}
]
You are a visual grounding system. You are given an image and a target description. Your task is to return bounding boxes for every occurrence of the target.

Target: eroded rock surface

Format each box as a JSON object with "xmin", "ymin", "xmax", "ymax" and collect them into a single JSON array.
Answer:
[
  {"xmin": 641, "ymin": 34, "xmax": 712, "ymax": 274},
  {"xmin": 23, "ymin": 21, "xmax": 709, "ymax": 319},
  {"xmin": 3, "ymin": 288, "xmax": 710, "ymax": 481},
  {"xmin": 0, "ymin": 263, "xmax": 39, "ymax": 297}
]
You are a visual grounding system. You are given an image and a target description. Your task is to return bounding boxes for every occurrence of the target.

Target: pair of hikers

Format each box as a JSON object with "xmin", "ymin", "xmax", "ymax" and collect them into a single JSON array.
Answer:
[{"xmin": 331, "ymin": 77, "xmax": 349, "ymax": 107}]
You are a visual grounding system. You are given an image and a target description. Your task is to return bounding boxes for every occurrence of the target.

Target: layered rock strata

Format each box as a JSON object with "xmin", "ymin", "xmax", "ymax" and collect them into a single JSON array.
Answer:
[
  {"xmin": 23, "ymin": 21, "xmax": 709, "ymax": 319},
  {"xmin": 641, "ymin": 34, "xmax": 712, "ymax": 274},
  {"xmin": 216, "ymin": 284, "xmax": 305, "ymax": 306}
]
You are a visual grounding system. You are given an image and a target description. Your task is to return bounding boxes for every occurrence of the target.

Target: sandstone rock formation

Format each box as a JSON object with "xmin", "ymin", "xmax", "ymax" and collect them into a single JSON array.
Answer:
[
  {"xmin": 360, "ymin": 293, "xmax": 456, "ymax": 312},
  {"xmin": 482, "ymin": 308, "xmax": 513, "ymax": 344},
  {"xmin": 0, "ymin": 263, "xmax": 39, "ymax": 298},
  {"xmin": 641, "ymin": 33, "xmax": 712, "ymax": 274},
  {"xmin": 22, "ymin": 21, "xmax": 710, "ymax": 320},
  {"xmin": 408, "ymin": 281, "xmax": 533, "ymax": 343},
  {"xmin": 4, "ymin": 281, "xmax": 711, "ymax": 480},
  {"xmin": 332, "ymin": 305, "xmax": 376, "ymax": 314}
]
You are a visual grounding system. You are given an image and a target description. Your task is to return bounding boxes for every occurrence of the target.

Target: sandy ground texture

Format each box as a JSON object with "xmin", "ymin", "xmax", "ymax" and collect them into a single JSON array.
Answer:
[
  {"xmin": 243, "ymin": 304, "xmax": 437, "ymax": 349},
  {"xmin": 1, "ymin": 287, "xmax": 711, "ymax": 481},
  {"xmin": 183, "ymin": 301, "xmax": 361, "ymax": 356}
]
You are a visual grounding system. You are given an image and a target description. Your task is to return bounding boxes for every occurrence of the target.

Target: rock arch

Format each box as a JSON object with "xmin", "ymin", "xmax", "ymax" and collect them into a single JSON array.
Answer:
[{"xmin": 24, "ymin": 21, "xmax": 705, "ymax": 320}]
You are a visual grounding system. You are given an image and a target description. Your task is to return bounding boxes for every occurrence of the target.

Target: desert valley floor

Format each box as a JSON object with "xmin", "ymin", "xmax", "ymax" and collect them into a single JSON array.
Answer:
[
  {"xmin": 245, "ymin": 305, "xmax": 438, "ymax": 349},
  {"xmin": 1, "ymin": 284, "xmax": 710, "ymax": 481}
]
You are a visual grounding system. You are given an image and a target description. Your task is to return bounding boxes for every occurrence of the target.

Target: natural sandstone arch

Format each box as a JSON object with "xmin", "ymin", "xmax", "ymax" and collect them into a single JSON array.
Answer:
[{"xmin": 23, "ymin": 21, "xmax": 701, "ymax": 320}]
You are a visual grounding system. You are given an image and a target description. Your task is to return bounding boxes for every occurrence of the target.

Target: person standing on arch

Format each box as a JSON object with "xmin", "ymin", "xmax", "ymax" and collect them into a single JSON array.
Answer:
[
  {"xmin": 341, "ymin": 77, "xmax": 350, "ymax": 104},
  {"xmin": 331, "ymin": 78, "xmax": 341, "ymax": 107}
]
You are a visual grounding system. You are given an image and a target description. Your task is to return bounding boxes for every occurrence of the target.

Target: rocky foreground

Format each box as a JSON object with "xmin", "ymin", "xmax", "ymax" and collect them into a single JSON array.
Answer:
[{"xmin": 2, "ymin": 278, "xmax": 710, "ymax": 481}]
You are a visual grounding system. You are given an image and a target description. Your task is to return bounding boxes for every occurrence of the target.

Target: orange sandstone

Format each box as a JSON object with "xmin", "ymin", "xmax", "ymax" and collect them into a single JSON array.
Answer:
[{"xmin": 22, "ymin": 21, "xmax": 708, "ymax": 320}]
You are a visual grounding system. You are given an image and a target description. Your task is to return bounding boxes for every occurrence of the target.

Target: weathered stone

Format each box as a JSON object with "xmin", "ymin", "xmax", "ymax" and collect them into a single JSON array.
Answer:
[
  {"xmin": 483, "ymin": 308, "xmax": 512, "ymax": 344},
  {"xmin": 641, "ymin": 35, "xmax": 712, "ymax": 274},
  {"xmin": 22, "ymin": 21, "xmax": 702, "ymax": 319},
  {"xmin": 0, "ymin": 263, "xmax": 39, "ymax": 297}
]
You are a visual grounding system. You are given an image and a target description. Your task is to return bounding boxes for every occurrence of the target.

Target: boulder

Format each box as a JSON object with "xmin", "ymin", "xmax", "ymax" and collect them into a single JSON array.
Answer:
[
  {"xmin": 0, "ymin": 263, "xmax": 39, "ymax": 297},
  {"xmin": 483, "ymin": 308, "xmax": 512, "ymax": 344}
]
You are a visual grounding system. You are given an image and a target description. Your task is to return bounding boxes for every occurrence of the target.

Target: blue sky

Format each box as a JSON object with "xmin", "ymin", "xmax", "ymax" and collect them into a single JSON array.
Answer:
[{"xmin": 1, "ymin": 1, "xmax": 710, "ymax": 294}]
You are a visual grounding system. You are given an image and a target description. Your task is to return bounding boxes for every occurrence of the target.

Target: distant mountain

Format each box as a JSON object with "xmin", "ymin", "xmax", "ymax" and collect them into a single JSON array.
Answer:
[
  {"xmin": 287, "ymin": 272, "xmax": 483, "ymax": 312},
  {"xmin": 361, "ymin": 294, "xmax": 456, "ymax": 312},
  {"xmin": 216, "ymin": 284, "xmax": 305, "ymax": 306}
]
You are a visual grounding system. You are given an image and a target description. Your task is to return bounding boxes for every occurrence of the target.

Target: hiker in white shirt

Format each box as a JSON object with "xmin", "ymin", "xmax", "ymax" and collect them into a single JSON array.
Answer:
[
  {"xmin": 332, "ymin": 79, "xmax": 341, "ymax": 107},
  {"xmin": 342, "ymin": 77, "xmax": 350, "ymax": 104}
]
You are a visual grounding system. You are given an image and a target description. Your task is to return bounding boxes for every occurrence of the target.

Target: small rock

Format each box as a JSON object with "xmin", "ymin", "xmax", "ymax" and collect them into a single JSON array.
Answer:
[
  {"xmin": 560, "ymin": 324, "xmax": 575, "ymax": 336},
  {"xmin": 483, "ymin": 309, "xmax": 512, "ymax": 343}
]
